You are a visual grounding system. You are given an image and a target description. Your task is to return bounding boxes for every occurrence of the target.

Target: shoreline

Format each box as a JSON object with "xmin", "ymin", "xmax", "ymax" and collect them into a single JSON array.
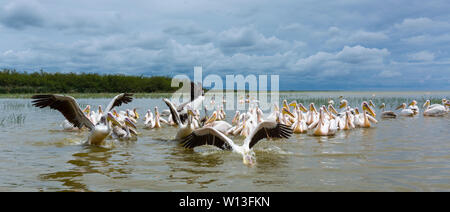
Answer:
[{"xmin": 1, "ymin": 90, "xmax": 449, "ymax": 99}]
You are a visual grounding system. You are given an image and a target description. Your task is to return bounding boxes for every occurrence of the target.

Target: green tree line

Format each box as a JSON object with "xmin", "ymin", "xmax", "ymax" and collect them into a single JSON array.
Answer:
[{"xmin": 0, "ymin": 69, "xmax": 179, "ymax": 93}]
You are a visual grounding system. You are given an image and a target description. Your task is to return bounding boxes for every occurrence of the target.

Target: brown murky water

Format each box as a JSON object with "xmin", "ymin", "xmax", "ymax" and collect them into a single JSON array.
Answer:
[{"xmin": 0, "ymin": 91, "xmax": 449, "ymax": 191}]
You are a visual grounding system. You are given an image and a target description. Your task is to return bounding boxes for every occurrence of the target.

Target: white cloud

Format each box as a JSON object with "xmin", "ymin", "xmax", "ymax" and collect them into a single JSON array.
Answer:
[
  {"xmin": 407, "ymin": 51, "xmax": 435, "ymax": 62},
  {"xmin": 379, "ymin": 70, "xmax": 401, "ymax": 78}
]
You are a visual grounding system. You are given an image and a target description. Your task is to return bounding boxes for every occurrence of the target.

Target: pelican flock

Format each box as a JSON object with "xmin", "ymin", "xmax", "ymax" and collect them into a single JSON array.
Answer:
[{"xmin": 31, "ymin": 85, "xmax": 449, "ymax": 165}]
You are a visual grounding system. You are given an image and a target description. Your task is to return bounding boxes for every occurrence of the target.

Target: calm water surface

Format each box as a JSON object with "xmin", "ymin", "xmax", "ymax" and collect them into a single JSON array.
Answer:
[{"xmin": 0, "ymin": 91, "xmax": 449, "ymax": 191}]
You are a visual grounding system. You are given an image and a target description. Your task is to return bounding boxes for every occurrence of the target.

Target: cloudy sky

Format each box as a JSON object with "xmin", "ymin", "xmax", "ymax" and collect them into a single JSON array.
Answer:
[{"xmin": 0, "ymin": 0, "xmax": 449, "ymax": 90}]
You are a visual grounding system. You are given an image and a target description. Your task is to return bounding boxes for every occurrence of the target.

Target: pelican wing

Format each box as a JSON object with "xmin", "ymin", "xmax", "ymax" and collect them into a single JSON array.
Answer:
[
  {"xmin": 181, "ymin": 127, "xmax": 233, "ymax": 150},
  {"xmin": 176, "ymin": 82, "xmax": 204, "ymax": 111},
  {"xmin": 105, "ymin": 93, "xmax": 133, "ymax": 112},
  {"xmin": 31, "ymin": 94, "xmax": 94, "ymax": 130},
  {"xmin": 247, "ymin": 121, "xmax": 292, "ymax": 149},
  {"xmin": 163, "ymin": 98, "xmax": 181, "ymax": 125}
]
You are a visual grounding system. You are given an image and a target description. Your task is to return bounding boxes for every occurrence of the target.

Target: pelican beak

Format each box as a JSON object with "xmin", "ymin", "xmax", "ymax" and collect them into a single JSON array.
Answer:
[
  {"xmin": 423, "ymin": 101, "xmax": 430, "ymax": 108},
  {"xmin": 408, "ymin": 101, "xmax": 416, "ymax": 107},
  {"xmin": 328, "ymin": 105, "xmax": 338, "ymax": 114},
  {"xmin": 204, "ymin": 112, "xmax": 216, "ymax": 125},
  {"xmin": 369, "ymin": 100, "xmax": 375, "ymax": 108},
  {"xmin": 113, "ymin": 110, "xmax": 119, "ymax": 117},
  {"xmin": 309, "ymin": 104, "xmax": 317, "ymax": 112},
  {"xmin": 339, "ymin": 101, "xmax": 347, "ymax": 109},
  {"xmin": 98, "ymin": 106, "xmax": 103, "ymax": 114},
  {"xmin": 83, "ymin": 105, "xmax": 90, "ymax": 114},
  {"xmin": 134, "ymin": 109, "xmax": 140, "ymax": 119},
  {"xmin": 107, "ymin": 112, "xmax": 121, "ymax": 126},
  {"xmin": 445, "ymin": 102, "xmax": 450, "ymax": 107},
  {"xmin": 282, "ymin": 107, "xmax": 295, "ymax": 118},
  {"xmin": 283, "ymin": 100, "xmax": 288, "ymax": 108},
  {"xmin": 354, "ymin": 108, "xmax": 360, "ymax": 115},
  {"xmin": 379, "ymin": 104, "xmax": 385, "ymax": 109},
  {"xmin": 187, "ymin": 109, "xmax": 195, "ymax": 118},
  {"xmin": 289, "ymin": 101, "xmax": 297, "ymax": 107},
  {"xmin": 125, "ymin": 117, "xmax": 137, "ymax": 129},
  {"xmin": 363, "ymin": 103, "xmax": 376, "ymax": 117},
  {"xmin": 298, "ymin": 103, "xmax": 308, "ymax": 113},
  {"xmin": 395, "ymin": 104, "xmax": 404, "ymax": 110}
]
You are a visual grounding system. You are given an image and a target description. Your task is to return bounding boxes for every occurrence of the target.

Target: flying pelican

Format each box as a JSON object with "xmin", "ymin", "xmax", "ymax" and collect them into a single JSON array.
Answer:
[
  {"xmin": 31, "ymin": 93, "xmax": 133, "ymax": 145},
  {"xmin": 181, "ymin": 121, "xmax": 293, "ymax": 165},
  {"xmin": 423, "ymin": 100, "xmax": 448, "ymax": 116},
  {"xmin": 379, "ymin": 103, "xmax": 397, "ymax": 118}
]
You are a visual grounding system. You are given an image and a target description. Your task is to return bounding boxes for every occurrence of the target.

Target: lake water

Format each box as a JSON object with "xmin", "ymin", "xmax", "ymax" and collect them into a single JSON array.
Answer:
[{"xmin": 0, "ymin": 91, "xmax": 449, "ymax": 191}]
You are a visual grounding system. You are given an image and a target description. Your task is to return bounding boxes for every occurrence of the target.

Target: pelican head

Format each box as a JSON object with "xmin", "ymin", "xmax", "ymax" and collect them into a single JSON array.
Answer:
[
  {"xmin": 298, "ymin": 103, "xmax": 308, "ymax": 112},
  {"xmin": 98, "ymin": 105, "xmax": 103, "ymax": 114},
  {"xmin": 83, "ymin": 105, "xmax": 91, "ymax": 114},
  {"xmin": 289, "ymin": 101, "xmax": 297, "ymax": 108},
  {"xmin": 408, "ymin": 100, "xmax": 418, "ymax": 107},
  {"xmin": 396, "ymin": 103, "xmax": 407, "ymax": 110},
  {"xmin": 442, "ymin": 99, "xmax": 448, "ymax": 105},
  {"xmin": 282, "ymin": 100, "xmax": 289, "ymax": 110},
  {"xmin": 339, "ymin": 100, "xmax": 348, "ymax": 109},
  {"xmin": 243, "ymin": 150, "xmax": 256, "ymax": 166},
  {"xmin": 369, "ymin": 100, "xmax": 375, "ymax": 108},
  {"xmin": 328, "ymin": 99, "xmax": 334, "ymax": 105},
  {"xmin": 362, "ymin": 101, "xmax": 376, "ymax": 117},
  {"xmin": 107, "ymin": 112, "xmax": 121, "ymax": 126},
  {"xmin": 282, "ymin": 107, "xmax": 295, "ymax": 118},
  {"xmin": 445, "ymin": 101, "xmax": 450, "ymax": 107},
  {"xmin": 379, "ymin": 103, "xmax": 386, "ymax": 110},
  {"xmin": 204, "ymin": 111, "xmax": 217, "ymax": 125},
  {"xmin": 124, "ymin": 117, "xmax": 137, "ymax": 129},
  {"xmin": 309, "ymin": 103, "xmax": 317, "ymax": 113},
  {"xmin": 423, "ymin": 100, "xmax": 431, "ymax": 108},
  {"xmin": 328, "ymin": 104, "xmax": 338, "ymax": 114},
  {"xmin": 133, "ymin": 108, "xmax": 140, "ymax": 119}
]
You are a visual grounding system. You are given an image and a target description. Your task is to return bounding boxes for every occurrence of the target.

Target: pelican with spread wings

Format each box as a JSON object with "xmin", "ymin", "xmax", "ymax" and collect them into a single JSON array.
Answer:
[
  {"xmin": 181, "ymin": 121, "xmax": 293, "ymax": 165},
  {"xmin": 31, "ymin": 93, "xmax": 133, "ymax": 145}
]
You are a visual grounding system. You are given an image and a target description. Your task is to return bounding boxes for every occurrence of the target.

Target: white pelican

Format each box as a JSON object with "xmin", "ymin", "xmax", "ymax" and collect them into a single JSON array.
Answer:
[
  {"xmin": 408, "ymin": 100, "xmax": 419, "ymax": 115},
  {"xmin": 396, "ymin": 103, "xmax": 415, "ymax": 116},
  {"xmin": 309, "ymin": 106, "xmax": 335, "ymax": 136},
  {"xmin": 341, "ymin": 111, "xmax": 355, "ymax": 130},
  {"xmin": 306, "ymin": 103, "xmax": 318, "ymax": 126},
  {"xmin": 181, "ymin": 121, "xmax": 293, "ymax": 165},
  {"xmin": 143, "ymin": 109, "xmax": 154, "ymax": 128},
  {"xmin": 163, "ymin": 98, "xmax": 197, "ymax": 140},
  {"xmin": 379, "ymin": 103, "xmax": 397, "ymax": 118},
  {"xmin": 358, "ymin": 101, "xmax": 377, "ymax": 128},
  {"xmin": 152, "ymin": 106, "xmax": 163, "ymax": 128},
  {"xmin": 111, "ymin": 116, "xmax": 138, "ymax": 140},
  {"xmin": 283, "ymin": 106, "xmax": 307, "ymax": 134},
  {"xmin": 423, "ymin": 100, "xmax": 448, "ymax": 116},
  {"xmin": 31, "ymin": 93, "xmax": 133, "ymax": 145},
  {"xmin": 202, "ymin": 111, "xmax": 233, "ymax": 134},
  {"xmin": 339, "ymin": 99, "xmax": 349, "ymax": 112}
]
